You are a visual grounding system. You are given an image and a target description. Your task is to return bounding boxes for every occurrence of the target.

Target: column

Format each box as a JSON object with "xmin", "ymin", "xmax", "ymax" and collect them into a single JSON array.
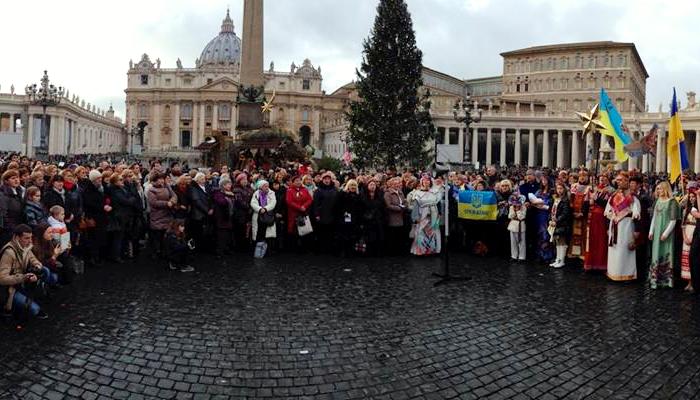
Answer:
[
  {"xmin": 528, "ymin": 130, "xmax": 536, "ymax": 167},
  {"xmin": 556, "ymin": 129, "xmax": 564, "ymax": 168},
  {"xmin": 499, "ymin": 129, "xmax": 507, "ymax": 166},
  {"xmin": 486, "ymin": 128, "xmax": 492, "ymax": 166},
  {"xmin": 571, "ymin": 130, "xmax": 580, "ymax": 168},
  {"xmin": 542, "ymin": 130, "xmax": 550, "ymax": 167},
  {"xmin": 192, "ymin": 102, "xmax": 199, "ymax": 145},
  {"xmin": 472, "ymin": 128, "xmax": 479, "ymax": 165},
  {"xmin": 172, "ymin": 103, "xmax": 180, "ymax": 150},
  {"xmin": 212, "ymin": 103, "xmax": 219, "ymax": 131},
  {"xmin": 514, "ymin": 129, "xmax": 521, "ymax": 166},
  {"xmin": 694, "ymin": 131, "xmax": 700, "ymax": 173},
  {"xmin": 642, "ymin": 154, "xmax": 649, "ymax": 173},
  {"xmin": 458, "ymin": 127, "xmax": 465, "ymax": 164},
  {"xmin": 656, "ymin": 128, "xmax": 664, "ymax": 173},
  {"xmin": 585, "ymin": 132, "xmax": 593, "ymax": 169},
  {"xmin": 199, "ymin": 103, "xmax": 206, "ymax": 139}
]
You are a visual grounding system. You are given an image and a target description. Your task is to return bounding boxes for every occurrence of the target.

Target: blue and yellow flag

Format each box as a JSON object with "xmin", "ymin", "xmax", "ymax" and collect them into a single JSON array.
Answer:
[
  {"xmin": 599, "ymin": 88, "xmax": 632, "ymax": 162},
  {"xmin": 457, "ymin": 190, "xmax": 497, "ymax": 221},
  {"xmin": 668, "ymin": 88, "xmax": 690, "ymax": 182}
]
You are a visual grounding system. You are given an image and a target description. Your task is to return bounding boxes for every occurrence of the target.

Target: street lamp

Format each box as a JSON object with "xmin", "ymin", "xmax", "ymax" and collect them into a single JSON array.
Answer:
[
  {"xmin": 453, "ymin": 94, "xmax": 482, "ymax": 166},
  {"xmin": 128, "ymin": 126, "xmax": 140, "ymax": 155},
  {"xmin": 25, "ymin": 70, "xmax": 63, "ymax": 157}
]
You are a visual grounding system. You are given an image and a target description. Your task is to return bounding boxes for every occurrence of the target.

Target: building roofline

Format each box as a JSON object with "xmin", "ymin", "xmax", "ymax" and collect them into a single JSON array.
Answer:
[{"xmin": 500, "ymin": 41, "xmax": 649, "ymax": 78}]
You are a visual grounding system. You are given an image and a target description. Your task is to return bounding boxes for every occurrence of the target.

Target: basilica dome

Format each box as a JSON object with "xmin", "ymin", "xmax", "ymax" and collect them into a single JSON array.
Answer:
[{"xmin": 198, "ymin": 10, "xmax": 241, "ymax": 67}]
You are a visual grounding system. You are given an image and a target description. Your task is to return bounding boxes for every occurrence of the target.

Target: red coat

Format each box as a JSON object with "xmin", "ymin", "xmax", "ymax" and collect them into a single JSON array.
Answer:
[{"xmin": 286, "ymin": 186, "xmax": 313, "ymax": 234}]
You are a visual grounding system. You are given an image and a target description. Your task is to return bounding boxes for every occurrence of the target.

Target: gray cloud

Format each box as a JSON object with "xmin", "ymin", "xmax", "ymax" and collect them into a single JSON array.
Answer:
[{"xmin": 2, "ymin": 0, "xmax": 695, "ymax": 120}]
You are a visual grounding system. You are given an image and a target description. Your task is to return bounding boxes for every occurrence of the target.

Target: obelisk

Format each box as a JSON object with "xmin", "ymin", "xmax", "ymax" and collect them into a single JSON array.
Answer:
[{"xmin": 240, "ymin": 0, "xmax": 264, "ymax": 87}]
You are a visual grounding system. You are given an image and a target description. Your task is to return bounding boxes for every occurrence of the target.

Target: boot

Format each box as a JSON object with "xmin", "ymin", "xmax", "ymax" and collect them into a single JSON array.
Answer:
[{"xmin": 553, "ymin": 246, "xmax": 567, "ymax": 268}]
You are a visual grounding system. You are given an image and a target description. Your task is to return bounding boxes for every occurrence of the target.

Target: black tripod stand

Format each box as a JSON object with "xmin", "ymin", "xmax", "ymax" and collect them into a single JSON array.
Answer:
[{"xmin": 432, "ymin": 179, "xmax": 471, "ymax": 286}]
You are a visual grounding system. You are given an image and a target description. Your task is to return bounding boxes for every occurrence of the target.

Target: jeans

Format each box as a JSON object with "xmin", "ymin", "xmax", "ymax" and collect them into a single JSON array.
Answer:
[{"xmin": 12, "ymin": 291, "xmax": 40, "ymax": 316}]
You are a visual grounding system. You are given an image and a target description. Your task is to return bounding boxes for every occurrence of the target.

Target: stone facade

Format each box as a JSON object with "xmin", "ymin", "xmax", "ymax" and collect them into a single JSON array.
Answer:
[
  {"xmin": 125, "ymin": 11, "xmax": 324, "ymax": 164},
  {"xmin": 0, "ymin": 92, "xmax": 124, "ymax": 157}
]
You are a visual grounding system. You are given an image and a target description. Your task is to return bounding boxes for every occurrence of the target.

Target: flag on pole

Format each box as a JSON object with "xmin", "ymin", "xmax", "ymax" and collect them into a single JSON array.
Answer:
[
  {"xmin": 598, "ymin": 88, "xmax": 632, "ymax": 162},
  {"xmin": 667, "ymin": 88, "xmax": 690, "ymax": 183}
]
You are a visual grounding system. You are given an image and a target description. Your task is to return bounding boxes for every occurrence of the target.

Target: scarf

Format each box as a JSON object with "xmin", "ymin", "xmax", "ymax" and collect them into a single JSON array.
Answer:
[
  {"xmin": 258, "ymin": 190, "xmax": 268, "ymax": 208},
  {"xmin": 64, "ymin": 181, "xmax": 75, "ymax": 191}
]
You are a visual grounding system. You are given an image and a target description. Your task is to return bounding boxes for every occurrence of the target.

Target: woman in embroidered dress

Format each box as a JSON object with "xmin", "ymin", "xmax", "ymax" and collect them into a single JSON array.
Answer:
[
  {"xmin": 681, "ymin": 191, "xmax": 697, "ymax": 292},
  {"xmin": 605, "ymin": 172, "xmax": 640, "ymax": 282},
  {"xmin": 408, "ymin": 175, "xmax": 441, "ymax": 256},
  {"xmin": 648, "ymin": 181, "xmax": 679, "ymax": 289},
  {"xmin": 584, "ymin": 174, "xmax": 614, "ymax": 272}
]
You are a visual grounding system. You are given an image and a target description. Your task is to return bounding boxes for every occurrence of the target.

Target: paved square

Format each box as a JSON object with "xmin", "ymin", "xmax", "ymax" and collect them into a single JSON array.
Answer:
[{"xmin": 1, "ymin": 254, "xmax": 699, "ymax": 399}]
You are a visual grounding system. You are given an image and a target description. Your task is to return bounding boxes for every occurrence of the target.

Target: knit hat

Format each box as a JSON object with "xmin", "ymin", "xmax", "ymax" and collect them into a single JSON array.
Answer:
[
  {"xmin": 235, "ymin": 173, "xmax": 247, "ymax": 184},
  {"xmin": 88, "ymin": 169, "xmax": 101, "ymax": 182},
  {"xmin": 256, "ymin": 180, "xmax": 269, "ymax": 190}
]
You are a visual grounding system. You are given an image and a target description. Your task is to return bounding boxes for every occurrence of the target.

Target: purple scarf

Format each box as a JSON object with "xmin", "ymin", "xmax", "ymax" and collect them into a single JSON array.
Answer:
[{"xmin": 258, "ymin": 190, "xmax": 268, "ymax": 208}]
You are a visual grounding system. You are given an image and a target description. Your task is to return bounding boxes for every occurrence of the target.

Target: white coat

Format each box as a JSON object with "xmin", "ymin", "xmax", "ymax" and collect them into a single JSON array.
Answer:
[{"xmin": 250, "ymin": 189, "xmax": 277, "ymax": 240}]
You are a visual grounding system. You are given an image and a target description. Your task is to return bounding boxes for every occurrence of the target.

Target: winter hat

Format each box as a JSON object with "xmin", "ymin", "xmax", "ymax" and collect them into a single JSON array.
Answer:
[
  {"xmin": 235, "ymin": 173, "xmax": 248, "ymax": 184},
  {"xmin": 88, "ymin": 169, "xmax": 102, "ymax": 182},
  {"xmin": 256, "ymin": 180, "xmax": 269, "ymax": 190}
]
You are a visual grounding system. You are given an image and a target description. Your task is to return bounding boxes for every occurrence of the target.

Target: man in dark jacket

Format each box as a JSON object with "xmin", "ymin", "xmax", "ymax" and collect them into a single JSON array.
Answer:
[
  {"xmin": 312, "ymin": 172, "xmax": 338, "ymax": 254},
  {"xmin": 42, "ymin": 175, "xmax": 72, "ymax": 222},
  {"xmin": 187, "ymin": 173, "xmax": 212, "ymax": 251}
]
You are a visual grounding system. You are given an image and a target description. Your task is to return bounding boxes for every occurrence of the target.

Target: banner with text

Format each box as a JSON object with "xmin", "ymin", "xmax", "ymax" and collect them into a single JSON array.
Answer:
[{"xmin": 457, "ymin": 190, "xmax": 498, "ymax": 221}]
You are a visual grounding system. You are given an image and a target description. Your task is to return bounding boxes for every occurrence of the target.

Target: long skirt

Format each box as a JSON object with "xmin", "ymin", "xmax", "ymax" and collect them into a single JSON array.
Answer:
[
  {"xmin": 681, "ymin": 224, "xmax": 695, "ymax": 281},
  {"xmin": 606, "ymin": 217, "xmax": 637, "ymax": 281},
  {"xmin": 535, "ymin": 210, "xmax": 554, "ymax": 262},
  {"xmin": 410, "ymin": 215, "xmax": 441, "ymax": 256},
  {"xmin": 584, "ymin": 206, "xmax": 608, "ymax": 271}
]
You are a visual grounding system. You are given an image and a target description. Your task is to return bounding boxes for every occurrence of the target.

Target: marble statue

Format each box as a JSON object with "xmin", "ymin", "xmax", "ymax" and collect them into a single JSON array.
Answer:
[
  {"xmin": 156, "ymin": 58, "xmax": 161, "ymax": 69},
  {"xmin": 10, "ymin": 84, "xmax": 14, "ymax": 95},
  {"xmin": 291, "ymin": 62, "xmax": 296, "ymax": 73},
  {"xmin": 129, "ymin": 59, "xmax": 133, "ymax": 69},
  {"xmin": 269, "ymin": 61, "xmax": 274, "ymax": 72},
  {"xmin": 687, "ymin": 91, "xmax": 696, "ymax": 109},
  {"xmin": 176, "ymin": 58, "xmax": 183, "ymax": 69}
]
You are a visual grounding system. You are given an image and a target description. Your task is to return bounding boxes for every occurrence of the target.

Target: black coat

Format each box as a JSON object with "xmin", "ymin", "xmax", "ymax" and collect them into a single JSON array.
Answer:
[
  {"xmin": 188, "ymin": 184, "xmax": 211, "ymax": 222},
  {"xmin": 82, "ymin": 181, "xmax": 107, "ymax": 226},
  {"xmin": 107, "ymin": 185, "xmax": 140, "ymax": 231},
  {"xmin": 553, "ymin": 197, "xmax": 572, "ymax": 239},
  {"xmin": 0, "ymin": 185, "xmax": 23, "ymax": 230},
  {"xmin": 42, "ymin": 188, "xmax": 67, "ymax": 217},
  {"xmin": 312, "ymin": 183, "xmax": 338, "ymax": 225},
  {"xmin": 335, "ymin": 191, "xmax": 365, "ymax": 239},
  {"xmin": 360, "ymin": 190, "xmax": 385, "ymax": 242}
]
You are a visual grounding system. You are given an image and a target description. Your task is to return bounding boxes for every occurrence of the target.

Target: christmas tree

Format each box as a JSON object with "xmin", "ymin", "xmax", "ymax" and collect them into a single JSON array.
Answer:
[{"xmin": 346, "ymin": 0, "xmax": 435, "ymax": 169}]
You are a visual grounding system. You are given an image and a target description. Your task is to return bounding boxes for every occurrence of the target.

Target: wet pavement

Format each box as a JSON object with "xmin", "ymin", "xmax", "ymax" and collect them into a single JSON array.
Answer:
[{"xmin": 1, "ymin": 252, "xmax": 700, "ymax": 400}]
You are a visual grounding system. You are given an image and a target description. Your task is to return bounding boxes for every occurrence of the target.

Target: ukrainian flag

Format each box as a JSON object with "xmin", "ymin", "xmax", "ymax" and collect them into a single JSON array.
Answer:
[
  {"xmin": 457, "ymin": 190, "xmax": 497, "ymax": 221},
  {"xmin": 668, "ymin": 88, "xmax": 690, "ymax": 183},
  {"xmin": 598, "ymin": 88, "xmax": 632, "ymax": 162}
]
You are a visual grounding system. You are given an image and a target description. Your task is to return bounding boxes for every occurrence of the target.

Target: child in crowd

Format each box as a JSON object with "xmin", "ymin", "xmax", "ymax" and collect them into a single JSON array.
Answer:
[
  {"xmin": 163, "ymin": 220, "xmax": 195, "ymax": 273},
  {"xmin": 507, "ymin": 192, "xmax": 527, "ymax": 261}
]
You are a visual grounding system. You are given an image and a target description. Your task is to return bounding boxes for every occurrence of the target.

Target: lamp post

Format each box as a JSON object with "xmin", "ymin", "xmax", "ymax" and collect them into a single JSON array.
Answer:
[
  {"xmin": 128, "ymin": 126, "xmax": 140, "ymax": 155},
  {"xmin": 453, "ymin": 94, "xmax": 482, "ymax": 168},
  {"xmin": 25, "ymin": 70, "xmax": 63, "ymax": 157}
]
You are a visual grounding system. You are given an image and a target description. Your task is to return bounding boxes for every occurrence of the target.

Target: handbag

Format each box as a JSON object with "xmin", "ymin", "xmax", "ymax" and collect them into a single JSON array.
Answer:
[
  {"xmin": 296, "ymin": 215, "xmax": 313, "ymax": 236},
  {"xmin": 258, "ymin": 211, "xmax": 275, "ymax": 227},
  {"xmin": 254, "ymin": 241, "xmax": 268, "ymax": 258},
  {"xmin": 79, "ymin": 216, "xmax": 97, "ymax": 230}
]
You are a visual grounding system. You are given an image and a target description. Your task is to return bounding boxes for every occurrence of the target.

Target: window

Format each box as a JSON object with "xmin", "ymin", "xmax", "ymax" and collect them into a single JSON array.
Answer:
[
  {"xmin": 138, "ymin": 103, "xmax": 148, "ymax": 118},
  {"xmin": 302, "ymin": 109, "xmax": 310, "ymax": 121},
  {"xmin": 516, "ymin": 84, "xmax": 521, "ymax": 93},
  {"xmin": 524, "ymin": 83, "xmax": 529, "ymax": 92},
  {"xmin": 302, "ymin": 79, "xmax": 310, "ymax": 90},
  {"xmin": 180, "ymin": 130, "xmax": 191, "ymax": 148},
  {"xmin": 448, "ymin": 128, "xmax": 459, "ymax": 145},
  {"xmin": 206, "ymin": 105, "xmax": 212, "ymax": 119},
  {"xmin": 184, "ymin": 78, "xmax": 192, "ymax": 85},
  {"xmin": 219, "ymin": 104, "xmax": 230, "ymax": 120},
  {"xmin": 279, "ymin": 82, "xmax": 285, "ymax": 88},
  {"xmin": 181, "ymin": 103, "xmax": 193, "ymax": 120},
  {"xmin": 436, "ymin": 127, "xmax": 445, "ymax": 144},
  {"xmin": 207, "ymin": 78, "xmax": 213, "ymax": 84},
  {"xmin": 165, "ymin": 78, "xmax": 171, "ymax": 86},
  {"xmin": 140, "ymin": 75, "xmax": 148, "ymax": 85}
]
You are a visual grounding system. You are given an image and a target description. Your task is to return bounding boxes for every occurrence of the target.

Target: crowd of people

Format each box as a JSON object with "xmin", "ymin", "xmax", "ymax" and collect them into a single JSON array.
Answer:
[{"xmin": 1, "ymin": 152, "xmax": 699, "ymax": 321}]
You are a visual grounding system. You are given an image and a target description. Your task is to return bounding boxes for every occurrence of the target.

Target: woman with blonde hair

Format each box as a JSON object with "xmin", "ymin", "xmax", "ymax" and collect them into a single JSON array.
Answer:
[
  {"xmin": 408, "ymin": 175, "xmax": 441, "ymax": 256},
  {"xmin": 648, "ymin": 180, "xmax": 679, "ymax": 289}
]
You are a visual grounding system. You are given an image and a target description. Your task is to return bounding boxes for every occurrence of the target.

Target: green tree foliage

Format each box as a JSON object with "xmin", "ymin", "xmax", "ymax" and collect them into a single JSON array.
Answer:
[{"xmin": 346, "ymin": 0, "xmax": 435, "ymax": 169}]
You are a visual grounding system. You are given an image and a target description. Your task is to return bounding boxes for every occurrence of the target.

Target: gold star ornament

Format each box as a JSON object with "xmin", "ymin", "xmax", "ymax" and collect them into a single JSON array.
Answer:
[
  {"xmin": 575, "ymin": 103, "xmax": 606, "ymax": 138},
  {"xmin": 261, "ymin": 89, "xmax": 276, "ymax": 114}
]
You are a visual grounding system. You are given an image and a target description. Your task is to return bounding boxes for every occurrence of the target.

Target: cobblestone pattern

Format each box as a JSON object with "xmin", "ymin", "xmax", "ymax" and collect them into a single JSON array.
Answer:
[{"xmin": 1, "ymin": 253, "xmax": 700, "ymax": 399}]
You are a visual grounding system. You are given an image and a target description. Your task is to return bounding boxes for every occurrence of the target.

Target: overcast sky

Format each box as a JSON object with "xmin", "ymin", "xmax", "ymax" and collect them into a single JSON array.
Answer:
[{"xmin": 2, "ymin": 0, "xmax": 698, "ymax": 120}]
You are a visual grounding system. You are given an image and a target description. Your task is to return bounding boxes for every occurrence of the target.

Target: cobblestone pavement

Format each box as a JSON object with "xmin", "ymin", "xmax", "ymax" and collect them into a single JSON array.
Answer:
[{"xmin": 2, "ymin": 252, "xmax": 700, "ymax": 400}]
